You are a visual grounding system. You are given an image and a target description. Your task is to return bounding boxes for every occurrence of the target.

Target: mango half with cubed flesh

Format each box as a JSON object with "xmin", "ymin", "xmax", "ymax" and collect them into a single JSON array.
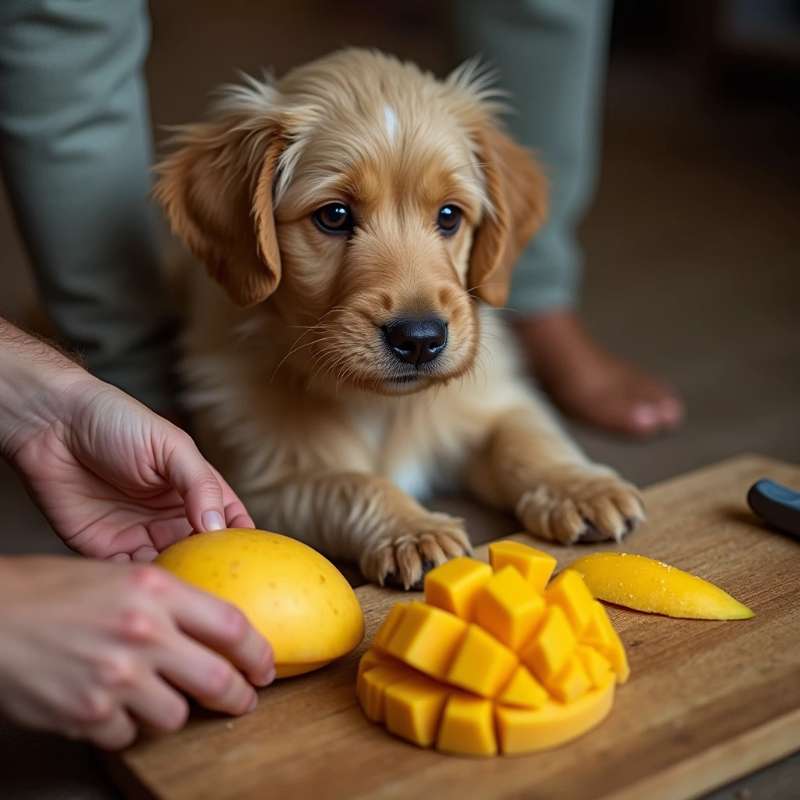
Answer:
[
  {"xmin": 570, "ymin": 552, "xmax": 754, "ymax": 620},
  {"xmin": 156, "ymin": 529, "xmax": 364, "ymax": 677},
  {"xmin": 357, "ymin": 542, "xmax": 627, "ymax": 756}
]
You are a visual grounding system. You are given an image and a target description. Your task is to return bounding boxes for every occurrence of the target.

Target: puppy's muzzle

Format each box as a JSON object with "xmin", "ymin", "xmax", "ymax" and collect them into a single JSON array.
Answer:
[{"xmin": 382, "ymin": 317, "xmax": 448, "ymax": 366}]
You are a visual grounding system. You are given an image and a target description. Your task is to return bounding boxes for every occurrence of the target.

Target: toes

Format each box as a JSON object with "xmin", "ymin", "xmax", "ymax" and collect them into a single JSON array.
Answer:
[
  {"xmin": 394, "ymin": 538, "xmax": 425, "ymax": 590},
  {"xmin": 549, "ymin": 498, "xmax": 585, "ymax": 542},
  {"xmin": 385, "ymin": 560, "xmax": 436, "ymax": 591},
  {"xmin": 611, "ymin": 488, "xmax": 646, "ymax": 523},
  {"xmin": 518, "ymin": 479, "xmax": 645, "ymax": 545},
  {"xmin": 592, "ymin": 496, "xmax": 629, "ymax": 540},
  {"xmin": 437, "ymin": 530, "xmax": 471, "ymax": 558},
  {"xmin": 364, "ymin": 516, "xmax": 471, "ymax": 590},
  {"xmin": 361, "ymin": 542, "xmax": 396, "ymax": 587},
  {"xmin": 415, "ymin": 534, "xmax": 449, "ymax": 568}
]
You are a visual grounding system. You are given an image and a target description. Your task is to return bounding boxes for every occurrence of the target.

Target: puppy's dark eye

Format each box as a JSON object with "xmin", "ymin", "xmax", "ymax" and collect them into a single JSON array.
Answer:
[
  {"xmin": 436, "ymin": 204, "xmax": 462, "ymax": 236},
  {"xmin": 313, "ymin": 203, "xmax": 354, "ymax": 235}
]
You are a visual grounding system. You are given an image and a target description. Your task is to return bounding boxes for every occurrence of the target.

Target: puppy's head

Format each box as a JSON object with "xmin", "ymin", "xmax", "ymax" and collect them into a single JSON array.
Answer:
[{"xmin": 156, "ymin": 49, "xmax": 546, "ymax": 395}]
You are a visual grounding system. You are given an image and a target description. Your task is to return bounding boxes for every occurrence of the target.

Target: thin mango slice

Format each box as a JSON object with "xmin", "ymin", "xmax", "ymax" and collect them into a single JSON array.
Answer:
[
  {"xmin": 570, "ymin": 553, "xmax": 754, "ymax": 620},
  {"xmin": 358, "ymin": 540, "xmax": 628, "ymax": 756}
]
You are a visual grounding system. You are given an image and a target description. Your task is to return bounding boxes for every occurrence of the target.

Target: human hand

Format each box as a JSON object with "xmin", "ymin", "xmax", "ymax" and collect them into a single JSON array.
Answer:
[
  {"xmin": 0, "ymin": 556, "xmax": 275, "ymax": 749},
  {"xmin": 5, "ymin": 374, "xmax": 252, "ymax": 561}
]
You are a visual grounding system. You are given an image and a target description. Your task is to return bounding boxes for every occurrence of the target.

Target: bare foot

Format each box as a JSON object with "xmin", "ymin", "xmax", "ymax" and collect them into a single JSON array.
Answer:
[{"xmin": 513, "ymin": 311, "xmax": 684, "ymax": 437}]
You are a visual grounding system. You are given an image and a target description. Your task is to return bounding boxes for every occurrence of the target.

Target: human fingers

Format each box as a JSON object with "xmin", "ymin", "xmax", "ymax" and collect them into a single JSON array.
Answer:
[
  {"xmin": 162, "ymin": 576, "xmax": 274, "ymax": 687},
  {"xmin": 124, "ymin": 672, "xmax": 189, "ymax": 732},
  {"xmin": 155, "ymin": 630, "xmax": 258, "ymax": 716},
  {"xmin": 84, "ymin": 707, "xmax": 138, "ymax": 750},
  {"xmin": 159, "ymin": 430, "xmax": 227, "ymax": 533}
]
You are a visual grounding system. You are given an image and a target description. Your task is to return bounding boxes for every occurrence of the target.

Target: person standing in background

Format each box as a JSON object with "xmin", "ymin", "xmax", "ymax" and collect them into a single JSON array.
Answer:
[
  {"xmin": 0, "ymin": 0, "xmax": 682, "ymax": 435},
  {"xmin": 456, "ymin": 0, "xmax": 684, "ymax": 435}
]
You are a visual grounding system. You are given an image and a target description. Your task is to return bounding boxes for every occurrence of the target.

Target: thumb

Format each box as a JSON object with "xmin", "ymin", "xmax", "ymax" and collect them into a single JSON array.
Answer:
[{"xmin": 162, "ymin": 431, "xmax": 227, "ymax": 533}]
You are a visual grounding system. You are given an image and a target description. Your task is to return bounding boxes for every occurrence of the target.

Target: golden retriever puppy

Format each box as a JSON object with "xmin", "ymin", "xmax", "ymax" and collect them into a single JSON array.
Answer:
[{"xmin": 155, "ymin": 49, "xmax": 644, "ymax": 589}]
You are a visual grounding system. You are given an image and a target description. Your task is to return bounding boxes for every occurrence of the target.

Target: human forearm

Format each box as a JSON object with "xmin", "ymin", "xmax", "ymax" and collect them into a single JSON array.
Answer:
[
  {"xmin": 1, "ymin": 314, "xmax": 254, "ymax": 558},
  {"xmin": 0, "ymin": 317, "xmax": 89, "ymax": 460}
]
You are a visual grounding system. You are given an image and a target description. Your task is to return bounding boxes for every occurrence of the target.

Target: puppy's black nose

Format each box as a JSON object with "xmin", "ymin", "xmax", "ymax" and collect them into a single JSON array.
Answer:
[{"xmin": 383, "ymin": 317, "xmax": 448, "ymax": 366}]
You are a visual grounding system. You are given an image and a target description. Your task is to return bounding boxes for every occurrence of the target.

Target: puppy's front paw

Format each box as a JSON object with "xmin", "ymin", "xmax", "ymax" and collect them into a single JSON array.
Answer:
[
  {"xmin": 360, "ymin": 512, "xmax": 472, "ymax": 591},
  {"xmin": 516, "ymin": 468, "xmax": 645, "ymax": 545}
]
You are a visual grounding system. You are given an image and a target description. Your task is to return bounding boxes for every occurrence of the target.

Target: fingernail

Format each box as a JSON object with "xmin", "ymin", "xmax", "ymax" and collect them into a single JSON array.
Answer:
[
  {"xmin": 202, "ymin": 511, "xmax": 225, "ymax": 532},
  {"xmin": 247, "ymin": 693, "xmax": 258, "ymax": 713}
]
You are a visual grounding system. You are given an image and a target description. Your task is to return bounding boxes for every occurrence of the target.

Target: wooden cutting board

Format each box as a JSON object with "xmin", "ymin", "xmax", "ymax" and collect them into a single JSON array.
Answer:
[{"xmin": 111, "ymin": 454, "xmax": 800, "ymax": 800}]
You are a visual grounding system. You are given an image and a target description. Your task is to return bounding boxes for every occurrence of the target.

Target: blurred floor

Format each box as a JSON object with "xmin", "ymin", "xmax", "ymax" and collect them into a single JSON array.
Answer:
[{"xmin": 1, "ymin": 1, "xmax": 798, "ymax": 798}]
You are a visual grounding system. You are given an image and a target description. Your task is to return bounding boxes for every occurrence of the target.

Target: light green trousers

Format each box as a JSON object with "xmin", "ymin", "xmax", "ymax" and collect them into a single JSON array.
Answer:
[
  {"xmin": 0, "ymin": 0, "xmax": 176, "ymax": 413},
  {"xmin": 455, "ymin": 0, "xmax": 612, "ymax": 314}
]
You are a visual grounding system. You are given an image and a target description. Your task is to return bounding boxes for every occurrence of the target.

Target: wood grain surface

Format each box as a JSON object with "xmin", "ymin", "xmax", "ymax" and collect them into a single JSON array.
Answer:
[{"xmin": 111, "ymin": 454, "xmax": 800, "ymax": 800}]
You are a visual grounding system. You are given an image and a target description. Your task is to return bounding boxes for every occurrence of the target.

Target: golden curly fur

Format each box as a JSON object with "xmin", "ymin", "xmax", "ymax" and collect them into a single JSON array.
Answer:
[{"xmin": 155, "ymin": 49, "xmax": 644, "ymax": 588}]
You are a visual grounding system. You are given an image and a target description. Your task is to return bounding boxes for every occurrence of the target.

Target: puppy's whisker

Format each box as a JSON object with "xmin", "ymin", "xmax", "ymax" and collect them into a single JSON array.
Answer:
[{"xmin": 269, "ymin": 332, "xmax": 342, "ymax": 382}]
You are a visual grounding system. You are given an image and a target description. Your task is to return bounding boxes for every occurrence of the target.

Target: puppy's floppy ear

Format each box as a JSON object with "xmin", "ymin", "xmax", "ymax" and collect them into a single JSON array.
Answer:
[
  {"xmin": 155, "ymin": 122, "xmax": 283, "ymax": 307},
  {"xmin": 468, "ymin": 123, "xmax": 548, "ymax": 307}
]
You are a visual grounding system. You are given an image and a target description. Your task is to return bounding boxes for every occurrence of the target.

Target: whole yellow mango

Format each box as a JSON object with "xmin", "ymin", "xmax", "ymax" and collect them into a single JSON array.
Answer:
[
  {"xmin": 156, "ymin": 529, "xmax": 364, "ymax": 677},
  {"xmin": 570, "ymin": 552, "xmax": 754, "ymax": 620}
]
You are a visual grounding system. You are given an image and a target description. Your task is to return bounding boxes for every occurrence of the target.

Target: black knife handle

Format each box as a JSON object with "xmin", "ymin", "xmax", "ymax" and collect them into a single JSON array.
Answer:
[{"xmin": 747, "ymin": 478, "xmax": 800, "ymax": 539}]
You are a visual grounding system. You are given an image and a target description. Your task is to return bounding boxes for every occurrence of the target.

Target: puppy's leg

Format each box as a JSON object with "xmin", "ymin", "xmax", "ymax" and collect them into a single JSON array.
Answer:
[
  {"xmin": 245, "ymin": 472, "xmax": 471, "ymax": 589},
  {"xmin": 467, "ymin": 405, "xmax": 645, "ymax": 544}
]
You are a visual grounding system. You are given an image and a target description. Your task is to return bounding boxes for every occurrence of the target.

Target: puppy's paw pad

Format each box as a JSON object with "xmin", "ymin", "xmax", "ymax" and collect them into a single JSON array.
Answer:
[
  {"xmin": 516, "ymin": 472, "xmax": 645, "ymax": 545},
  {"xmin": 361, "ymin": 514, "xmax": 471, "ymax": 590}
]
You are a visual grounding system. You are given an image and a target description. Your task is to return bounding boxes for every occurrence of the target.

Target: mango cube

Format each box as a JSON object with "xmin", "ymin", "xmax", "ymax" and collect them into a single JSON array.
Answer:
[
  {"xmin": 489, "ymin": 540, "xmax": 557, "ymax": 592},
  {"xmin": 497, "ymin": 665, "xmax": 548, "ymax": 709},
  {"xmin": 496, "ymin": 682, "xmax": 615, "ymax": 755},
  {"xmin": 576, "ymin": 645, "xmax": 614, "ymax": 689},
  {"xmin": 357, "ymin": 541, "xmax": 629, "ymax": 757},
  {"xmin": 357, "ymin": 647, "xmax": 395, "ymax": 679},
  {"xmin": 384, "ymin": 675, "xmax": 449, "ymax": 747},
  {"xmin": 545, "ymin": 653, "xmax": 591, "ymax": 703},
  {"xmin": 545, "ymin": 569, "xmax": 595, "ymax": 634},
  {"xmin": 474, "ymin": 566, "xmax": 546, "ymax": 650},
  {"xmin": 446, "ymin": 624, "xmax": 518, "ymax": 698},
  {"xmin": 585, "ymin": 601, "xmax": 630, "ymax": 684},
  {"xmin": 520, "ymin": 605, "xmax": 576, "ymax": 683},
  {"xmin": 357, "ymin": 663, "xmax": 415, "ymax": 722},
  {"xmin": 581, "ymin": 599, "xmax": 612, "ymax": 651},
  {"xmin": 425, "ymin": 557, "xmax": 492, "ymax": 620},
  {"xmin": 383, "ymin": 602, "xmax": 467, "ymax": 680},
  {"xmin": 437, "ymin": 694, "xmax": 497, "ymax": 757},
  {"xmin": 373, "ymin": 603, "xmax": 408, "ymax": 651}
]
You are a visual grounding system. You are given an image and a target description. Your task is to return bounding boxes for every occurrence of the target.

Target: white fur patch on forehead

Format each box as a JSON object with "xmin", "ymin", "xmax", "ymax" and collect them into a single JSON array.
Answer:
[
  {"xmin": 210, "ymin": 51, "xmax": 509, "ymax": 214},
  {"xmin": 383, "ymin": 104, "xmax": 398, "ymax": 143}
]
